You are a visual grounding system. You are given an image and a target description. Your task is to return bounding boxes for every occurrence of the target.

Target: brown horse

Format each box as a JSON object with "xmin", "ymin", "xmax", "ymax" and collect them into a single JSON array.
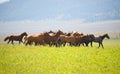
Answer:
[
  {"xmin": 57, "ymin": 34, "xmax": 95, "ymax": 47},
  {"xmin": 71, "ymin": 32, "xmax": 84, "ymax": 37},
  {"xmin": 56, "ymin": 35, "xmax": 76, "ymax": 47},
  {"xmin": 46, "ymin": 30, "xmax": 65, "ymax": 46},
  {"xmin": 93, "ymin": 34, "xmax": 110, "ymax": 48},
  {"xmin": 24, "ymin": 32, "xmax": 46, "ymax": 45},
  {"xmin": 4, "ymin": 32, "xmax": 27, "ymax": 44}
]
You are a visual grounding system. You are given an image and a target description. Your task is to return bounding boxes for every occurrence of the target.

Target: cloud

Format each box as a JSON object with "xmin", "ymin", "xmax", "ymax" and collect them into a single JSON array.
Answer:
[
  {"xmin": 83, "ymin": 20, "xmax": 120, "ymax": 26},
  {"xmin": 0, "ymin": 0, "xmax": 10, "ymax": 4},
  {"xmin": 95, "ymin": 11, "xmax": 120, "ymax": 18},
  {"xmin": 0, "ymin": 18, "xmax": 85, "ymax": 27},
  {"xmin": 0, "ymin": 19, "xmax": 120, "ymax": 35}
]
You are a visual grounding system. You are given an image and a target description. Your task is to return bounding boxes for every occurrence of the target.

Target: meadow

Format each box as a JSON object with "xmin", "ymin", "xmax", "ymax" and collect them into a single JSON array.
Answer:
[{"xmin": 0, "ymin": 39, "xmax": 120, "ymax": 74}]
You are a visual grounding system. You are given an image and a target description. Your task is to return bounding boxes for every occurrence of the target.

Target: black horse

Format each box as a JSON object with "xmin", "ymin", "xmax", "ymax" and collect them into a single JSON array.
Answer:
[
  {"xmin": 93, "ymin": 34, "xmax": 110, "ymax": 48},
  {"xmin": 4, "ymin": 32, "xmax": 28, "ymax": 44},
  {"xmin": 75, "ymin": 34, "xmax": 95, "ymax": 47},
  {"xmin": 84, "ymin": 34, "xmax": 95, "ymax": 47}
]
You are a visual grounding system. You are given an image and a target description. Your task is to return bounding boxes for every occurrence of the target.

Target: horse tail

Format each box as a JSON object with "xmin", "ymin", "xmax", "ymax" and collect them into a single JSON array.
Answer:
[{"xmin": 4, "ymin": 36, "xmax": 10, "ymax": 41}]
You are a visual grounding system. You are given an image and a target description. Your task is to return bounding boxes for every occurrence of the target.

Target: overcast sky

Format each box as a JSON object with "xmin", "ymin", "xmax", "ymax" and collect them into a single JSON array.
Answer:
[{"xmin": 0, "ymin": 0, "xmax": 120, "ymax": 35}]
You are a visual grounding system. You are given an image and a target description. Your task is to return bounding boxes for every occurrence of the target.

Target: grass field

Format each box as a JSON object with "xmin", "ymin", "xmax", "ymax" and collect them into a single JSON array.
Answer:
[{"xmin": 0, "ymin": 39, "xmax": 120, "ymax": 74}]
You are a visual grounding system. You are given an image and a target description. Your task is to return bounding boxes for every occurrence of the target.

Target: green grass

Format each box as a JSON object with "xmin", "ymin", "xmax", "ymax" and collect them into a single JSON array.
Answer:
[{"xmin": 0, "ymin": 39, "xmax": 120, "ymax": 74}]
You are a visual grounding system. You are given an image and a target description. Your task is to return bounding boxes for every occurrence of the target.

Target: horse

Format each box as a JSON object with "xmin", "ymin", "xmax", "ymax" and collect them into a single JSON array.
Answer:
[
  {"xmin": 24, "ymin": 32, "xmax": 46, "ymax": 46},
  {"xmin": 93, "ymin": 34, "xmax": 110, "ymax": 48},
  {"xmin": 56, "ymin": 33, "xmax": 94, "ymax": 47},
  {"xmin": 75, "ymin": 35, "xmax": 92, "ymax": 46},
  {"xmin": 47, "ymin": 30, "xmax": 65, "ymax": 46},
  {"xmin": 71, "ymin": 32, "xmax": 84, "ymax": 37},
  {"xmin": 83, "ymin": 34, "xmax": 95, "ymax": 47},
  {"xmin": 56, "ymin": 35, "xmax": 76, "ymax": 47},
  {"xmin": 4, "ymin": 32, "xmax": 27, "ymax": 44}
]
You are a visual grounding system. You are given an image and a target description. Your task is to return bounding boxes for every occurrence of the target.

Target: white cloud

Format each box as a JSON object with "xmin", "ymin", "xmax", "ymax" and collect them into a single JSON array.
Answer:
[
  {"xmin": 84, "ymin": 20, "xmax": 120, "ymax": 26},
  {"xmin": 95, "ymin": 11, "xmax": 120, "ymax": 18},
  {"xmin": 0, "ymin": 19, "xmax": 120, "ymax": 35},
  {"xmin": 0, "ymin": 0, "xmax": 10, "ymax": 4},
  {"xmin": 1, "ymin": 19, "xmax": 120, "ymax": 26}
]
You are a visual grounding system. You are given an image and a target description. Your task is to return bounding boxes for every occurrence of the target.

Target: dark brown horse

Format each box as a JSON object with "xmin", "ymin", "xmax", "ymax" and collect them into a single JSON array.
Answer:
[
  {"xmin": 4, "ymin": 32, "xmax": 27, "ymax": 44},
  {"xmin": 56, "ymin": 35, "xmax": 76, "ymax": 47},
  {"xmin": 56, "ymin": 34, "xmax": 95, "ymax": 47},
  {"xmin": 75, "ymin": 34, "xmax": 95, "ymax": 47},
  {"xmin": 93, "ymin": 34, "xmax": 110, "ymax": 48}
]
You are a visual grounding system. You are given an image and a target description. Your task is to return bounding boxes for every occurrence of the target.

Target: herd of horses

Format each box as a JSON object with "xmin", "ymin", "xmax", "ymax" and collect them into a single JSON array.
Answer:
[{"xmin": 4, "ymin": 30, "xmax": 110, "ymax": 48}]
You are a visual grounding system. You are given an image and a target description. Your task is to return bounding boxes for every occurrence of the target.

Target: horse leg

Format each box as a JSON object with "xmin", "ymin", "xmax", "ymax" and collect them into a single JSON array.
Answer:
[
  {"xmin": 85, "ymin": 42, "xmax": 89, "ymax": 47},
  {"xmin": 25, "ymin": 41, "xmax": 30, "ymax": 46},
  {"xmin": 19, "ymin": 41, "xmax": 21, "ymax": 44},
  {"xmin": 35, "ymin": 42, "xmax": 38, "ymax": 46},
  {"xmin": 101, "ymin": 43, "xmax": 104, "ymax": 49},
  {"xmin": 63, "ymin": 42, "xmax": 66, "ymax": 47},
  {"xmin": 27, "ymin": 41, "xmax": 31, "ymax": 45},
  {"xmin": 82, "ymin": 43, "xmax": 84, "ymax": 46},
  {"xmin": 90, "ymin": 42, "xmax": 93, "ymax": 47},
  {"xmin": 11, "ymin": 40, "xmax": 14, "ymax": 44},
  {"xmin": 7, "ymin": 40, "xmax": 10, "ymax": 44},
  {"xmin": 25, "ymin": 41, "xmax": 29, "ymax": 46},
  {"xmin": 98, "ymin": 42, "xmax": 100, "ymax": 48}
]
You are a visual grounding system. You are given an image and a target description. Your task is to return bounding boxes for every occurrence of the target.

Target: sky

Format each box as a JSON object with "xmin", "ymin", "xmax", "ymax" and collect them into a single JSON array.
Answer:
[{"xmin": 0, "ymin": 0, "xmax": 120, "ymax": 36}]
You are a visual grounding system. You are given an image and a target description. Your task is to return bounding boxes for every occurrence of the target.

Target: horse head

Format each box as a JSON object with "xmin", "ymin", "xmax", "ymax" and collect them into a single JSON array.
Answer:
[
  {"xmin": 105, "ymin": 34, "xmax": 110, "ymax": 39},
  {"xmin": 48, "ymin": 30, "xmax": 55, "ymax": 34},
  {"xmin": 56, "ymin": 30, "xmax": 65, "ymax": 36},
  {"xmin": 4, "ymin": 36, "xmax": 9, "ymax": 41},
  {"xmin": 43, "ymin": 32, "xmax": 50, "ymax": 36},
  {"xmin": 21, "ymin": 32, "xmax": 28, "ymax": 37}
]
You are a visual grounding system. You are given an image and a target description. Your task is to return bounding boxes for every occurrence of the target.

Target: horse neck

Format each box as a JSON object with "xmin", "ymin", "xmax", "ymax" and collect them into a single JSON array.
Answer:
[
  {"xmin": 55, "ymin": 32, "xmax": 61, "ymax": 37},
  {"xmin": 21, "ymin": 34, "xmax": 26, "ymax": 38},
  {"xmin": 101, "ymin": 35, "xmax": 107, "ymax": 40},
  {"xmin": 54, "ymin": 33, "xmax": 59, "ymax": 37}
]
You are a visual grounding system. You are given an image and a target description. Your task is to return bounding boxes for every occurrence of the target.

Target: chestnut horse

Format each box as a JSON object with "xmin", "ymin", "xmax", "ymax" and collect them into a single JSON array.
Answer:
[
  {"xmin": 24, "ymin": 32, "xmax": 47, "ymax": 45},
  {"xmin": 93, "ymin": 34, "xmax": 110, "ymax": 48},
  {"xmin": 24, "ymin": 30, "xmax": 65, "ymax": 46},
  {"xmin": 4, "ymin": 32, "xmax": 27, "ymax": 44}
]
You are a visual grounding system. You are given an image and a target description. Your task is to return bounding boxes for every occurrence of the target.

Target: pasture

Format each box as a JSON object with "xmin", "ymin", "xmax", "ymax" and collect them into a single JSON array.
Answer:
[{"xmin": 0, "ymin": 39, "xmax": 120, "ymax": 74}]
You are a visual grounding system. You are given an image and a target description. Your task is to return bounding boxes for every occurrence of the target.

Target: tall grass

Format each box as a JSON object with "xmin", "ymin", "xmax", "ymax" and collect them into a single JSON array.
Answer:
[{"xmin": 0, "ymin": 39, "xmax": 120, "ymax": 74}]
